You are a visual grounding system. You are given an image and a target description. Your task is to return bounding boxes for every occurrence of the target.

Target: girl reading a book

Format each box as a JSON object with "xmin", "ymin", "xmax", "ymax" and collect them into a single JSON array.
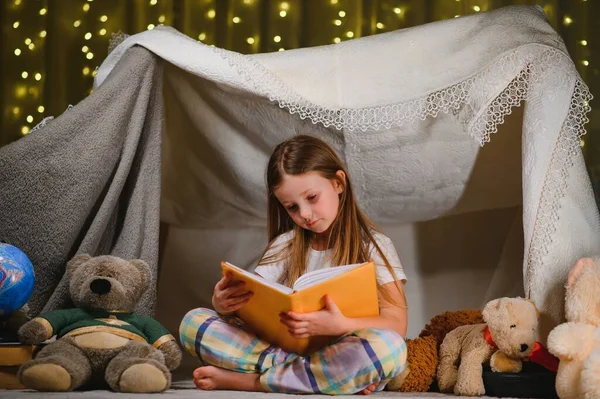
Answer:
[{"xmin": 179, "ymin": 135, "xmax": 408, "ymax": 395}]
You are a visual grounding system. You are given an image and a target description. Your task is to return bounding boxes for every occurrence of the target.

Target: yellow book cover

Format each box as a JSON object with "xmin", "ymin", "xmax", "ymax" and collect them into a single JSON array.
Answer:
[{"xmin": 220, "ymin": 260, "xmax": 379, "ymax": 355}]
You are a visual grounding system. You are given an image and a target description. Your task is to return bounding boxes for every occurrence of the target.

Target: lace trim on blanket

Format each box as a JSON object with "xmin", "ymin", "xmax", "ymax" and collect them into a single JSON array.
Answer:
[
  {"xmin": 525, "ymin": 79, "xmax": 592, "ymax": 294},
  {"xmin": 214, "ymin": 45, "xmax": 588, "ymax": 141},
  {"xmin": 212, "ymin": 44, "xmax": 592, "ymax": 297}
]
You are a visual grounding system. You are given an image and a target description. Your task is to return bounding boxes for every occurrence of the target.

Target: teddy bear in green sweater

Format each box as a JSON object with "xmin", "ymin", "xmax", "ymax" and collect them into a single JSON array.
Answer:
[{"xmin": 17, "ymin": 254, "xmax": 182, "ymax": 393}]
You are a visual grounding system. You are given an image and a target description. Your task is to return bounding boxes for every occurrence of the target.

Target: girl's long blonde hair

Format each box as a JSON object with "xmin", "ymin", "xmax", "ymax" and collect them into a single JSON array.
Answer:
[{"xmin": 260, "ymin": 134, "xmax": 406, "ymax": 307}]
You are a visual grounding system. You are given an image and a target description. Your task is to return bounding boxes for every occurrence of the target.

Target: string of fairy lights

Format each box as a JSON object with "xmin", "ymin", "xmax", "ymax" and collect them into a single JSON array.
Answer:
[
  {"xmin": 9, "ymin": 0, "xmax": 47, "ymax": 136},
  {"xmin": 3, "ymin": 0, "xmax": 593, "ymax": 145},
  {"xmin": 75, "ymin": 1, "xmax": 104, "ymax": 82}
]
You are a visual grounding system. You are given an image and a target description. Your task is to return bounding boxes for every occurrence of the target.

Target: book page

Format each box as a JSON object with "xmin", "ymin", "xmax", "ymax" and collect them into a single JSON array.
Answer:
[
  {"xmin": 292, "ymin": 262, "xmax": 367, "ymax": 292},
  {"xmin": 223, "ymin": 262, "xmax": 293, "ymax": 294}
]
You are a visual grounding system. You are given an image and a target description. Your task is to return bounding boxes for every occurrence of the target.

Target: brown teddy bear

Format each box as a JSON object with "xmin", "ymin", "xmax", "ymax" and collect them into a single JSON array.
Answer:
[
  {"xmin": 17, "ymin": 254, "xmax": 182, "ymax": 392},
  {"xmin": 385, "ymin": 334, "xmax": 437, "ymax": 392},
  {"xmin": 548, "ymin": 257, "xmax": 600, "ymax": 399},
  {"xmin": 420, "ymin": 309, "xmax": 484, "ymax": 350},
  {"xmin": 437, "ymin": 297, "xmax": 550, "ymax": 396},
  {"xmin": 386, "ymin": 309, "xmax": 484, "ymax": 392}
]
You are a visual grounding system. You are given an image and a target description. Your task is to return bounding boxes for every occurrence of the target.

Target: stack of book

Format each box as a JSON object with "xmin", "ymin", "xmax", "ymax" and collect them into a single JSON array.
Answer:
[{"xmin": 0, "ymin": 342, "xmax": 34, "ymax": 389}]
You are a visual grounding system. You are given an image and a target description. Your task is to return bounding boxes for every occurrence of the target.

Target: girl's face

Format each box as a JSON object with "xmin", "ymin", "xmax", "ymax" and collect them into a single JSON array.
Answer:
[{"xmin": 274, "ymin": 170, "xmax": 345, "ymax": 235}]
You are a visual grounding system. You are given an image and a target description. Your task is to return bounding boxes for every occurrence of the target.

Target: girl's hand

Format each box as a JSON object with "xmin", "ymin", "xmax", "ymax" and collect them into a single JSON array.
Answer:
[
  {"xmin": 280, "ymin": 295, "xmax": 349, "ymax": 338},
  {"xmin": 212, "ymin": 273, "xmax": 253, "ymax": 316}
]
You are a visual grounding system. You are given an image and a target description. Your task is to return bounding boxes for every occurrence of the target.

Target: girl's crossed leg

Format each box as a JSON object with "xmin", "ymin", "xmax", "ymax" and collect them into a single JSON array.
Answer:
[{"xmin": 179, "ymin": 308, "xmax": 407, "ymax": 395}]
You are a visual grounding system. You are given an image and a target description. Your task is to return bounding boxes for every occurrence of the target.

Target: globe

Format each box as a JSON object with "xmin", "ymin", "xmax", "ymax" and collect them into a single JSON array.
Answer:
[{"xmin": 0, "ymin": 243, "xmax": 35, "ymax": 317}]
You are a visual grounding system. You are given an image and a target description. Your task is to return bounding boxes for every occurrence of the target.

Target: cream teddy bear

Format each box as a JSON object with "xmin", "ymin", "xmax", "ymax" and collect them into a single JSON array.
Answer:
[
  {"xmin": 437, "ymin": 297, "xmax": 540, "ymax": 396},
  {"xmin": 547, "ymin": 257, "xmax": 600, "ymax": 399}
]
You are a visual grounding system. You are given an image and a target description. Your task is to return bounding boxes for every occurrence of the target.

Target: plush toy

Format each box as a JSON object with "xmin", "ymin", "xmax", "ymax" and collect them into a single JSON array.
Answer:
[
  {"xmin": 386, "ymin": 309, "xmax": 484, "ymax": 392},
  {"xmin": 420, "ymin": 309, "xmax": 484, "ymax": 351},
  {"xmin": 17, "ymin": 254, "xmax": 182, "ymax": 393},
  {"xmin": 437, "ymin": 297, "xmax": 558, "ymax": 396},
  {"xmin": 386, "ymin": 334, "xmax": 437, "ymax": 392},
  {"xmin": 547, "ymin": 257, "xmax": 600, "ymax": 399}
]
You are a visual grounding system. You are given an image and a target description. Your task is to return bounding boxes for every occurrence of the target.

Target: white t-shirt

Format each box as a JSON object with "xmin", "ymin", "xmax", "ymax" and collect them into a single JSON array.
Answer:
[{"xmin": 254, "ymin": 230, "xmax": 407, "ymax": 286}]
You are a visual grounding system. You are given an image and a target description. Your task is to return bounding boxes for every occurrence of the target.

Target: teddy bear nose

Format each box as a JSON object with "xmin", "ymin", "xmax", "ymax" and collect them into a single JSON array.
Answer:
[
  {"xmin": 90, "ymin": 278, "xmax": 112, "ymax": 295},
  {"xmin": 520, "ymin": 344, "xmax": 529, "ymax": 352}
]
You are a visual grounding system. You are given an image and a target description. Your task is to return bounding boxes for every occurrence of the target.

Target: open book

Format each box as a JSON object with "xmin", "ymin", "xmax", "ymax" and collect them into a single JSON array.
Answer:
[{"xmin": 221, "ymin": 261, "xmax": 379, "ymax": 355}]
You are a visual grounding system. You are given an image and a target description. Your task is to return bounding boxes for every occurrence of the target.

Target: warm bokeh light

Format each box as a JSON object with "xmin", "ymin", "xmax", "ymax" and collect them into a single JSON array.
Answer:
[{"xmin": 0, "ymin": 0, "xmax": 595, "ymax": 163}]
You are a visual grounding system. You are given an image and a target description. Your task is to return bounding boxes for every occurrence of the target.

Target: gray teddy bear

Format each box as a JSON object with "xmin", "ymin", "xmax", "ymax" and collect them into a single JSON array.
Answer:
[{"xmin": 17, "ymin": 254, "xmax": 182, "ymax": 392}]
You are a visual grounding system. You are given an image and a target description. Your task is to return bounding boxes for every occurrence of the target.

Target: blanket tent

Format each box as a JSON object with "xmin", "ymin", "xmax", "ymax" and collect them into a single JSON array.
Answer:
[{"xmin": 1, "ymin": 5, "xmax": 599, "ymax": 359}]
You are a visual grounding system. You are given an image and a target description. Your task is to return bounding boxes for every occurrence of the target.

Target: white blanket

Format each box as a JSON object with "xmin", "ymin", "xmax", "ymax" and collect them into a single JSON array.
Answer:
[{"xmin": 95, "ymin": 5, "xmax": 599, "ymax": 341}]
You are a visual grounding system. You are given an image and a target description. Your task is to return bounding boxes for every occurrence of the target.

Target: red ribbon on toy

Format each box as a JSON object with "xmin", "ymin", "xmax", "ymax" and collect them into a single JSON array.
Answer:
[{"xmin": 483, "ymin": 326, "xmax": 559, "ymax": 372}]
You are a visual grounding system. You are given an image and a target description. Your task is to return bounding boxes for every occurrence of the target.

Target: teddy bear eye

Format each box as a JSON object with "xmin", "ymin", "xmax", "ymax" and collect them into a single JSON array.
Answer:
[{"xmin": 510, "ymin": 324, "xmax": 516, "ymax": 328}]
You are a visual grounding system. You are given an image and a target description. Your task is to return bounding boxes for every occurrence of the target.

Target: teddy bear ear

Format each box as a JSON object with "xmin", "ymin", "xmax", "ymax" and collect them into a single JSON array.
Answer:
[
  {"xmin": 482, "ymin": 297, "xmax": 505, "ymax": 323},
  {"xmin": 567, "ymin": 258, "xmax": 595, "ymax": 288},
  {"xmin": 66, "ymin": 254, "xmax": 92, "ymax": 276},
  {"xmin": 129, "ymin": 259, "xmax": 151, "ymax": 288}
]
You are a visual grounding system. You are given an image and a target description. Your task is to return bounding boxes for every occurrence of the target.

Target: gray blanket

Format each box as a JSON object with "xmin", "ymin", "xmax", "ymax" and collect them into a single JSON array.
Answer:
[{"xmin": 0, "ymin": 46, "xmax": 162, "ymax": 316}]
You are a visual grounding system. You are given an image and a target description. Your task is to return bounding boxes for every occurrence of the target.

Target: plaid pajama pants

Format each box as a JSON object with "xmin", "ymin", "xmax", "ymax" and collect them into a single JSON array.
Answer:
[{"xmin": 179, "ymin": 308, "xmax": 407, "ymax": 394}]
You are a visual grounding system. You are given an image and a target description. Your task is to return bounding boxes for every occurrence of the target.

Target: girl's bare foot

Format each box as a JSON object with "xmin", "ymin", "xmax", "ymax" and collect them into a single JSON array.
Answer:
[
  {"xmin": 192, "ymin": 366, "xmax": 264, "ymax": 391},
  {"xmin": 358, "ymin": 382, "xmax": 378, "ymax": 395},
  {"xmin": 193, "ymin": 366, "xmax": 377, "ymax": 394}
]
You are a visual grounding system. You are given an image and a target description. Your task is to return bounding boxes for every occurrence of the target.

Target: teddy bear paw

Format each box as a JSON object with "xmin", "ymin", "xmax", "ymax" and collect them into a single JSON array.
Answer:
[
  {"xmin": 118, "ymin": 363, "xmax": 169, "ymax": 393},
  {"xmin": 21, "ymin": 364, "xmax": 72, "ymax": 391},
  {"xmin": 455, "ymin": 378, "xmax": 485, "ymax": 397},
  {"xmin": 18, "ymin": 319, "xmax": 50, "ymax": 345},
  {"xmin": 490, "ymin": 351, "xmax": 522, "ymax": 373},
  {"xmin": 437, "ymin": 369, "xmax": 458, "ymax": 393},
  {"xmin": 455, "ymin": 384, "xmax": 485, "ymax": 397}
]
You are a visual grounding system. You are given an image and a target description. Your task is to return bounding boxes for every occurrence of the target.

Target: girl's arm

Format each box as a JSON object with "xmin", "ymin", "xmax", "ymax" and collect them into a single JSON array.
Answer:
[
  {"xmin": 281, "ymin": 281, "xmax": 408, "ymax": 339},
  {"xmin": 341, "ymin": 281, "xmax": 407, "ymax": 338}
]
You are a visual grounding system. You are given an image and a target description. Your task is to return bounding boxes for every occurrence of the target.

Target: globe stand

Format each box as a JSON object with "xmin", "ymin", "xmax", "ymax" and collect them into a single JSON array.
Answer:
[
  {"xmin": 0, "ymin": 329, "xmax": 19, "ymax": 344},
  {"xmin": 0, "ymin": 315, "xmax": 22, "ymax": 344},
  {"xmin": 0, "ymin": 307, "xmax": 31, "ymax": 344}
]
